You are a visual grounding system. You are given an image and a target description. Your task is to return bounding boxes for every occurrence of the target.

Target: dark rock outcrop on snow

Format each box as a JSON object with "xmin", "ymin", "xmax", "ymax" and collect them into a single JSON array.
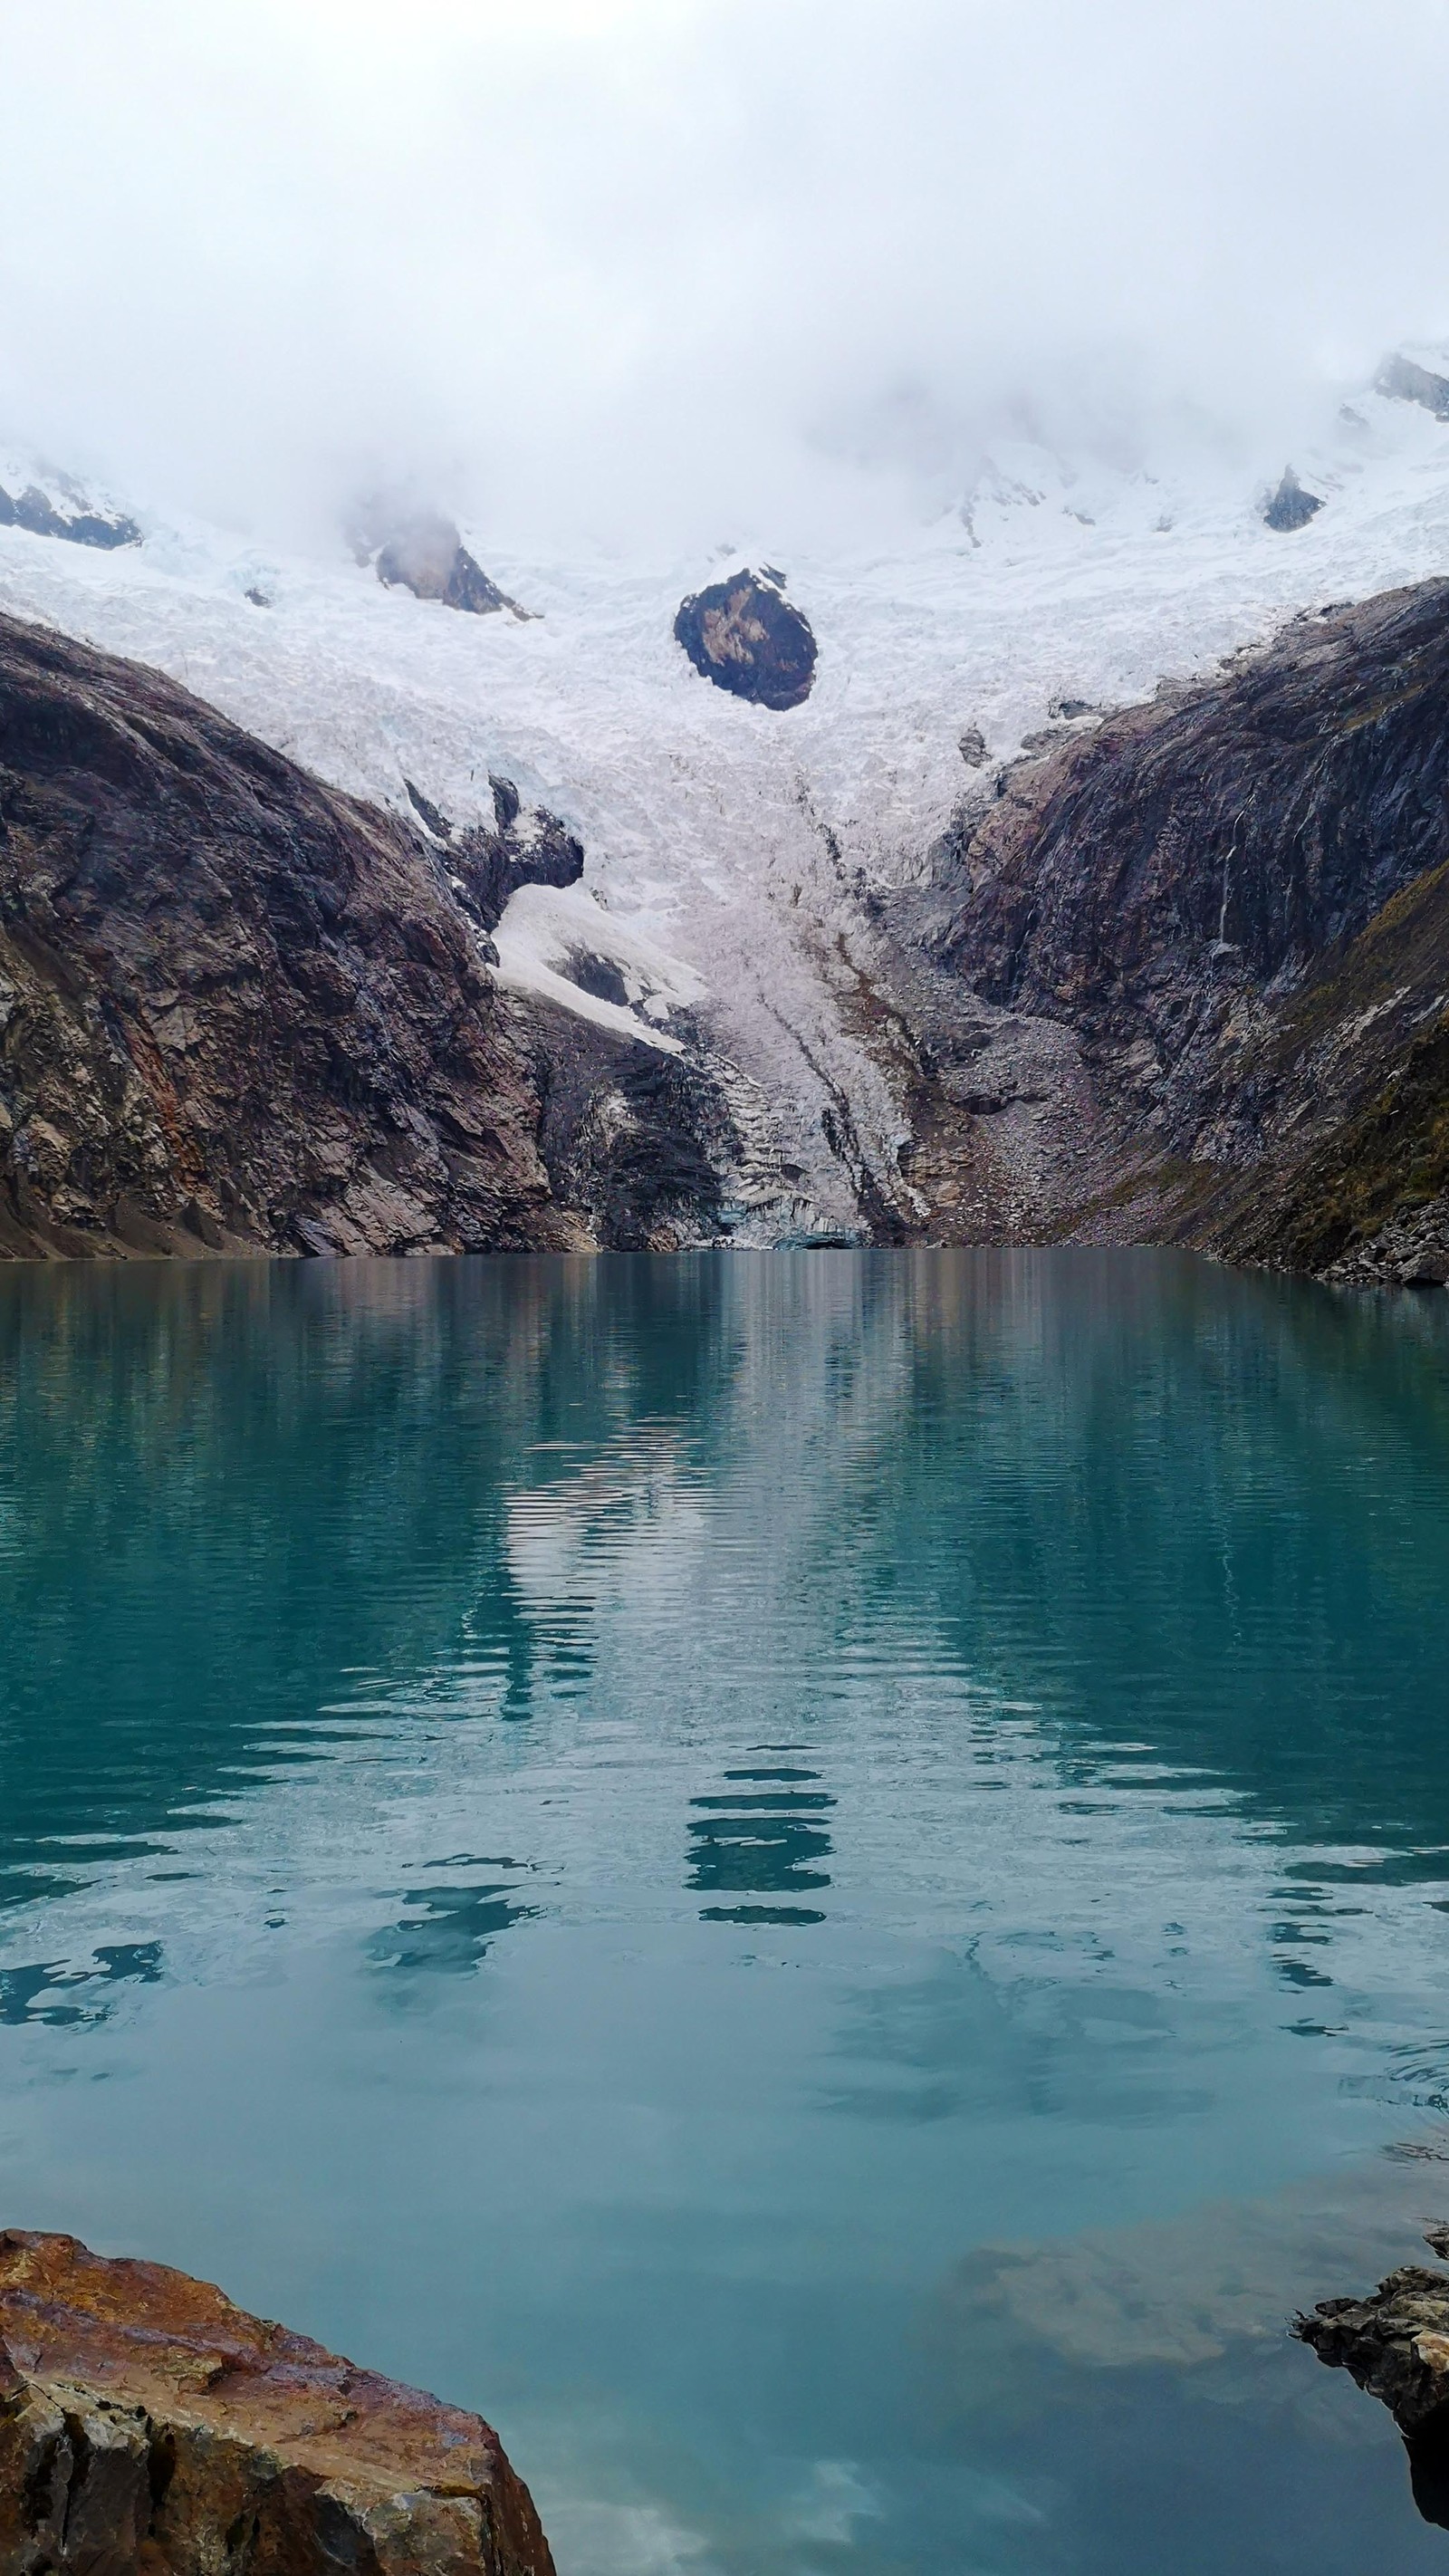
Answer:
[
  {"xmin": 350, "ymin": 504, "xmax": 532, "ymax": 619},
  {"xmin": 877, "ymin": 580, "xmax": 1449, "ymax": 1277},
  {"xmin": 1297, "ymin": 2237, "xmax": 1449, "ymax": 2528},
  {"xmin": 1262, "ymin": 466, "xmax": 1323, "ymax": 532},
  {"xmin": 0, "ymin": 2228, "xmax": 554, "ymax": 2576},
  {"xmin": 401, "ymin": 776, "xmax": 584, "ymax": 939},
  {"xmin": 0, "ymin": 480, "xmax": 139, "ymax": 550},
  {"xmin": 0, "ymin": 610, "xmax": 579, "ymax": 1259},
  {"xmin": 674, "ymin": 571, "xmax": 817, "ymax": 710},
  {"xmin": 1376, "ymin": 351, "xmax": 1449, "ymax": 421}
]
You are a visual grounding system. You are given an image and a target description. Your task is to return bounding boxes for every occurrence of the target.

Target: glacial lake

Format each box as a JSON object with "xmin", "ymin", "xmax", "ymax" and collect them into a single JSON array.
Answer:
[{"xmin": 2, "ymin": 1248, "xmax": 1449, "ymax": 2573}]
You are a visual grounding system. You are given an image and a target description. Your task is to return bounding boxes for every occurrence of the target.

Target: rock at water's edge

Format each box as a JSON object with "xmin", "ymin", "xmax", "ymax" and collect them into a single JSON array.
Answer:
[
  {"xmin": 1294, "ymin": 2235, "xmax": 1449, "ymax": 2524},
  {"xmin": 0, "ymin": 2228, "xmax": 555, "ymax": 2576},
  {"xmin": 673, "ymin": 571, "xmax": 817, "ymax": 710}
]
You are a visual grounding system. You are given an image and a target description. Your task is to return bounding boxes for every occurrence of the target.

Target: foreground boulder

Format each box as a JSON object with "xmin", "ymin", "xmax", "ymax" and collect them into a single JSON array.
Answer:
[
  {"xmin": 673, "ymin": 572, "xmax": 817, "ymax": 710},
  {"xmin": 0, "ymin": 2229, "xmax": 554, "ymax": 2576},
  {"xmin": 1297, "ymin": 2235, "xmax": 1449, "ymax": 2525}
]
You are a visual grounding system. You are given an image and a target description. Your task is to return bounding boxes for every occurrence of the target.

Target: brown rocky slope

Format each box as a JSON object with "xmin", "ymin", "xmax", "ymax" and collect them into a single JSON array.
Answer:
[
  {"xmin": 9, "ymin": 580, "xmax": 1449, "ymax": 1280},
  {"xmin": 868, "ymin": 576, "xmax": 1449, "ymax": 1281},
  {"xmin": 0, "ymin": 611, "xmax": 807, "ymax": 1261},
  {"xmin": 0, "ymin": 610, "xmax": 591, "ymax": 1259},
  {"xmin": 0, "ymin": 2227, "xmax": 554, "ymax": 2576}
]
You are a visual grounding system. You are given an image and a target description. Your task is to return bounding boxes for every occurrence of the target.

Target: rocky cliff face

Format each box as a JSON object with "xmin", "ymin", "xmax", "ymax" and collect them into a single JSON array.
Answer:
[
  {"xmin": 0, "ymin": 2228, "xmax": 554, "ymax": 2576},
  {"xmin": 0, "ymin": 612, "xmax": 581, "ymax": 1259},
  {"xmin": 7, "ymin": 575, "xmax": 1449, "ymax": 1281},
  {"xmin": 868, "ymin": 577, "xmax": 1449, "ymax": 1282},
  {"xmin": 0, "ymin": 612, "xmax": 803, "ymax": 1262}
]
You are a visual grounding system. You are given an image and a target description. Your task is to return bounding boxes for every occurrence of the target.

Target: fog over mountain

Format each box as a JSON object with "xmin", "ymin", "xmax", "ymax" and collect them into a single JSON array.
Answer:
[{"xmin": 4, "ymin": 0, "xmax": 1449, "ymax": 549}]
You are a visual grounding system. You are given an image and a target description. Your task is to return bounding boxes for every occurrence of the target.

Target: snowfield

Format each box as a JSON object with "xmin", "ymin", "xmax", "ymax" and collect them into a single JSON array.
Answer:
[{"xmin": 5, "ymin": 384, "xmax": 1449, "ymax": 1230}]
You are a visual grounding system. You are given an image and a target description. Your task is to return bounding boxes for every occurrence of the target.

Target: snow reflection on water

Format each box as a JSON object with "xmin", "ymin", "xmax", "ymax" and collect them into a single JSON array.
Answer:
[{"xmin": 1, "ymin": 1249, "xmax": 1448, "ymax": 2573}]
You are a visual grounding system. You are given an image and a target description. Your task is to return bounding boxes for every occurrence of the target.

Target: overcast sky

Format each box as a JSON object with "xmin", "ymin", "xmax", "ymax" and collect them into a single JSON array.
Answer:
[{"xmin": 3, "ymin": 0, "xmax": 1448, "ymax": 551}]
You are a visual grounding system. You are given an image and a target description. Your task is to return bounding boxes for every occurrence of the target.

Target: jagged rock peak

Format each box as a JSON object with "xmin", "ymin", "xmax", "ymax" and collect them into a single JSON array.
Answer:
[
  {"xmin": 1262, "ymin": 466, "xmax": 1323, "ymax": 532},
  {"xmin": 347, "ymin": 497, "xmax": 534, "ymax": 620},
  {"xmin": 674, "ymin": 568, "xmax": 817, "ymax": 710},
  {"xmin": 1376, "ymin": 351, "xmax": 1449, "ymax": 421},
  {"xmin": 0, "ymin": 2227, "xmax": 555, "ymax": 2576},
  {"xmin": 400, "ymin": 774, "xmax": 585, "ymax": 934}
]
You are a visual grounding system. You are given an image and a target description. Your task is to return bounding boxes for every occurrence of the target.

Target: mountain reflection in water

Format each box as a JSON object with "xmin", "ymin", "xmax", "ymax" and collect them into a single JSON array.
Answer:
[
  {"xmin": 690, "ymin": 1763, "xmax": 833, "ymax": 1925},
  {"xmin": 1, "ymin": 1247, "xmax": 1448, "ymax": 2576}
]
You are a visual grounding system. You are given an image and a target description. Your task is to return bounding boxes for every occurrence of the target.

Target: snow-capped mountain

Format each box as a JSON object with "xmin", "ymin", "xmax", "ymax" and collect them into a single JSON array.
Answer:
[{"xmin": 4, "ymin": 358, "xmax": 1449, "ymax": 1254}]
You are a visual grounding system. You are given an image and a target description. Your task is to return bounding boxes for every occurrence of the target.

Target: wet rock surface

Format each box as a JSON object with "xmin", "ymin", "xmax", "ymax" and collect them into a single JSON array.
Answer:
[
  {"xmin": 0, "ymin": 612, "xmax": 800, "ymax": 1261},
  {"xmin": 674, "ymin": 572, "xmax": 817, "ymax": 710},
  {"xmin": 1297, "ymin": 2237, "xmax": 1449, "ymax": 2527},
  {"xmin": 525, "ymin": 1001, "xmax": 740, "ymax": 1248},
  {"xmin": 0, "ymin": 2228, "xmax": 554, "ymax": 2576}
]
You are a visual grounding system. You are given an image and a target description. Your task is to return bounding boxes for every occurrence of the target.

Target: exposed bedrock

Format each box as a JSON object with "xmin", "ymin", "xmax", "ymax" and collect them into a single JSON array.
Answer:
[
  {"xmin": 878, "ymin": 576, "xmax": 1449, "ymax": 1277},
  {"xmin": 0, "ymin": 611, "xmax": 581, "ymax": 1260},
  {"xmin": 1376, "ymin": 351, "xmax": 1449, "ymax": 421},
  {"xmin": 347, "ymin": 503, "xmax": 531, "ymax": 620},
  {"xmin": 0, "ymin": 2228, "xmax": 554, "ymax": 2576},
  {"xmin": 1297, "ymin": 2235, "xmax": 1449, "ymax": 2528},
  {"xmin": 522, "ymin": 997, "xmax": 819, "ymax": 1251},
  {"xmin": 1262, "ymin": 465, "xmax": 1323, "ymax": 531},
  {"xmin": 0, "ymin": 480, "xmax": 140, "ymax": 552},
  {"xmin": 0, "ymin": 613, "xmax": 801, "ymax": 1261},
  {"xmin": 673, "ymin": 571, "xmax": 817, "ymax": 710}
]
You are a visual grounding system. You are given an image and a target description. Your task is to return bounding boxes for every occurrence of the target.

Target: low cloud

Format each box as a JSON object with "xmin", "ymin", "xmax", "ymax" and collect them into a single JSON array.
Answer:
[{"xmin": 2, "ymin": 0, "xmax": 1447, "ymax": 551}]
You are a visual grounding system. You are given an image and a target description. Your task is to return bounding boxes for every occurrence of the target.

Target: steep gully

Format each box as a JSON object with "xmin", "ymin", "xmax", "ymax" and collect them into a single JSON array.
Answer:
[{"xmin": 2, "ymin": 584, "xmax": 1448, "ymax": 1276}]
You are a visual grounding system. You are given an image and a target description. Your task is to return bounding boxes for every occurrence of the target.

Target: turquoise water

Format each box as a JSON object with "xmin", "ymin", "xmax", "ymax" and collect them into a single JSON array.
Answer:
[{"xmin": 2, "ymin": 1248, "xmax": 1449, "ymax": 2572}]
